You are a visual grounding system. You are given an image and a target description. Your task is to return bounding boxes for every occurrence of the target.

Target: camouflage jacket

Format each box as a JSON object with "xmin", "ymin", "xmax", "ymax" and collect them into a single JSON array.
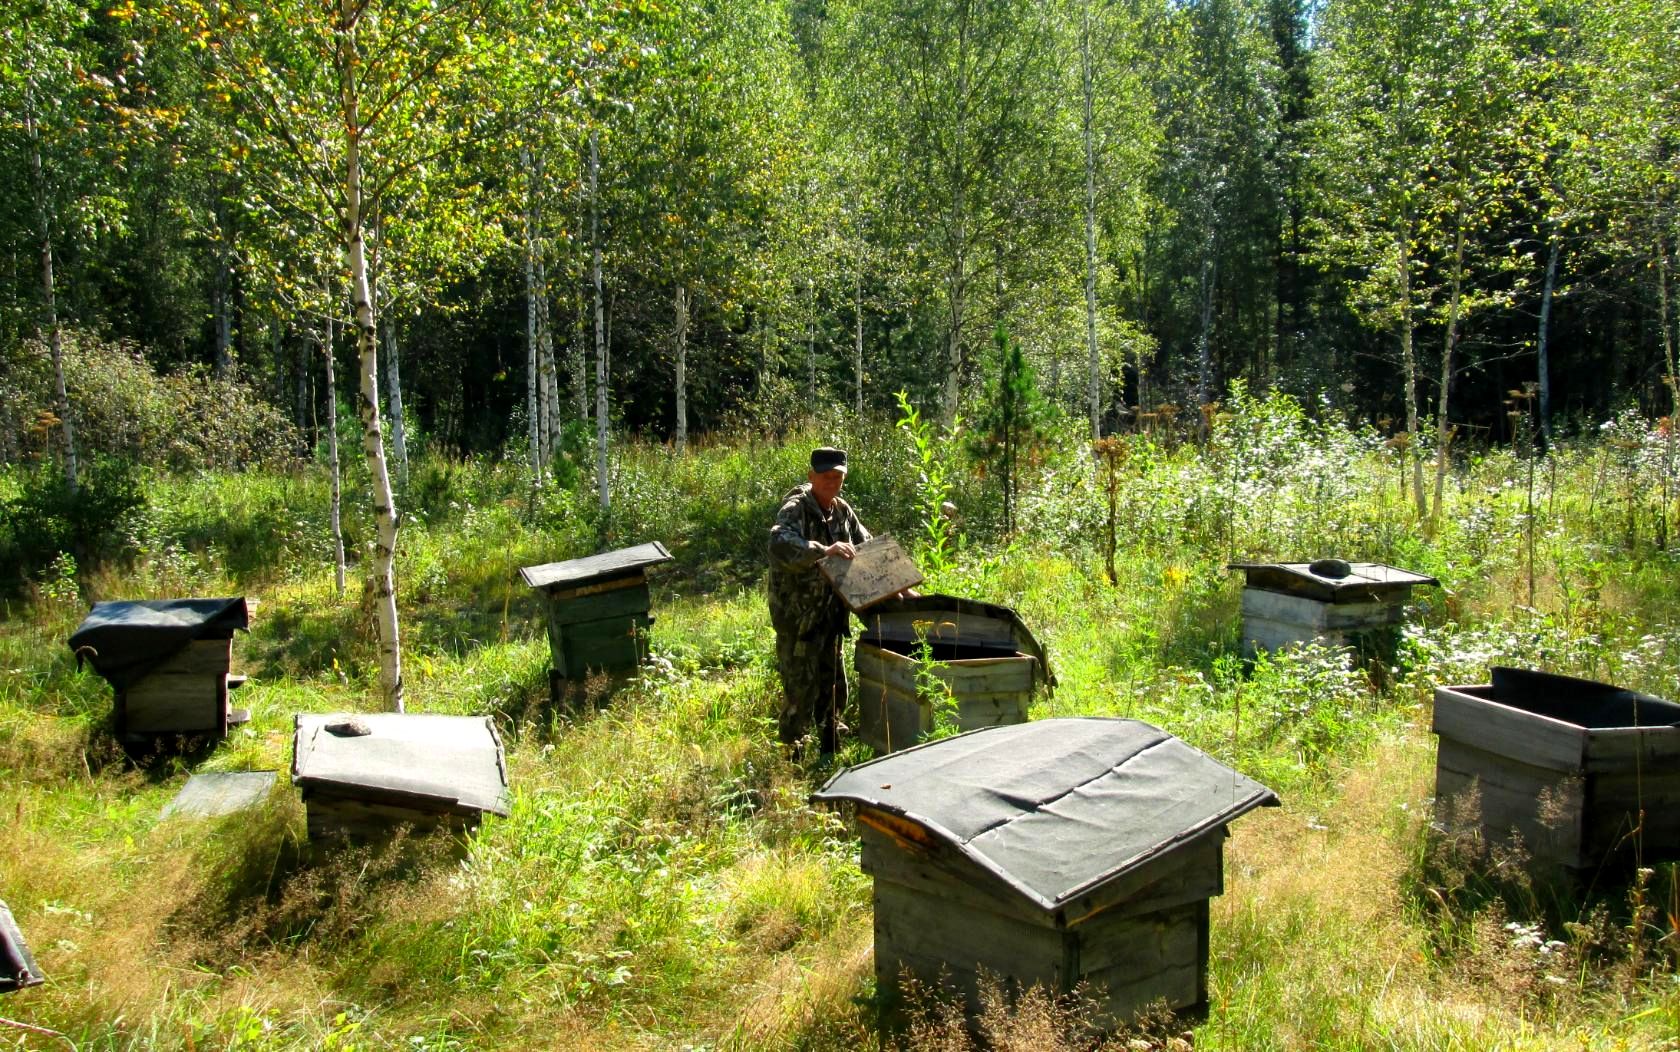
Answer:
[{"xmin": 767, "ymin": 483, "xmax": 872, "ymax": 638}]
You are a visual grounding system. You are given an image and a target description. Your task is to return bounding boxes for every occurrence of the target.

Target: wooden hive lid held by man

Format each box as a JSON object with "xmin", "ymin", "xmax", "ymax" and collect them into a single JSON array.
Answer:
[
  {"xmin": 291, "ymin": 713, "xmax": 510, "ymax": 818},
  {"xmin": 814, "ymin": 717, "xmax": 1276, "ymax": 916},
  {"xmin": 519, "ymin": 541, "xmax": 673, "ymax": 594}
]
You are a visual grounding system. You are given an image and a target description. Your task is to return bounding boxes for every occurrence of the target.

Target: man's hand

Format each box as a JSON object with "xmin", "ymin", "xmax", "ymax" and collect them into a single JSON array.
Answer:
[{"xmin": 823, "ymin": 541, "xmax": 857, "ymax": 559}]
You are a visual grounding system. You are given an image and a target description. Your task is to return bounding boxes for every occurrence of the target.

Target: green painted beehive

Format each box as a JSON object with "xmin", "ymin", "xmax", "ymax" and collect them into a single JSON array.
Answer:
[{"xmin": 520, "ymin": 542, "xmax": 673, "ymax": 692}]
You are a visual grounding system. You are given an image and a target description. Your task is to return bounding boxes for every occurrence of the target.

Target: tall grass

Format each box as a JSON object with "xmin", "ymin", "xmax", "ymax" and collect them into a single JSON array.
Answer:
[{"xmin": 3, "ymin": 396, "xmax": 1680, "ymax": 1048}]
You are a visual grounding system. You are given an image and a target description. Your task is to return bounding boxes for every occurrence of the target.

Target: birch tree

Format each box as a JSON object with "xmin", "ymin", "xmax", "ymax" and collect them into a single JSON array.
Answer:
[{"xmin": 185, "ymin": 0, "xmax": 514, "ymax": 710}]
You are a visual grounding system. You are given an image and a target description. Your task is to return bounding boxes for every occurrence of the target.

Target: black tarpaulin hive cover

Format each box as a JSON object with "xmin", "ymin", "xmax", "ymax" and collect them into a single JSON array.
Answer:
[
  {"xmin": 813, "ymin": 718, "xmax": 1278, "ymax": 912},
  {"xmin": 67, "ymin": 598, "xmax": 248, "ymax": 690}
]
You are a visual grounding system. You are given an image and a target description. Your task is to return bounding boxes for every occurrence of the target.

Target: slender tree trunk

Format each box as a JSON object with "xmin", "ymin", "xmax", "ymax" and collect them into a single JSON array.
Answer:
[
  {"xmin": 1397, "ymin": 230, "xmax": 1426, "ymax": 518},
  {"xmin": 340, "ymin": 0, "xmax": 403, "ymax": 712},
  {"xmin": 571, "ymin": 150, "xmax": 589, "ymax": 421},
  {"xmin": 524, "ymin": 168, "xmax": 541, "ymax": 483},
  {"xmin": 1536, "ymin": 234, "xmax": 1559, "ymax": 450},
  {"xmin": 591, "ymin": 128, "xmax": 609, "ymax": 513},
  {"xmin": 854, "ymin": 264, "xmax": 864, "ymax": 416},
  {"xmin": 384, "ymin": 319, "xmax": 408, "ymax": 487},
  {"xmin": 1081, "ymin": 0, "xmax": 1102, "ymax": 439},
  {"xmin": 25, "ymin": 78, "xmax": 77, "ymax": 492},
  {"xmin": 1196, "ymin": 228, "xmax": 1217, "ymax": 411},
  {"xmin": 323, "ymin": 313, "xmax": 346, "ymax": 597},
  {"xmin": 213, "ymin": 201, "xmax": 235, "ymax": 380},
  {"xmin": 537, "ymin": 247, "xmax": 561, "ymax": 460},
  {"xmin": 674, "ymin": 284, "xmax": 689, "ymax": 452},
  {"xmin": 1431, "ymin": 215, "xmax": 1467, "ymax": 529}
]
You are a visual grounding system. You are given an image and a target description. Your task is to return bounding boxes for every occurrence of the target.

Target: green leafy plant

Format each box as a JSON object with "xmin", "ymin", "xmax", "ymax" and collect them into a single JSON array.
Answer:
[
  {"xmin": 895, "ymin": 389, "xmax": 962, "ymax": 575},
  {"xmin": 911, "ymin": 619, "xmax": 959, "ymax": 740}
]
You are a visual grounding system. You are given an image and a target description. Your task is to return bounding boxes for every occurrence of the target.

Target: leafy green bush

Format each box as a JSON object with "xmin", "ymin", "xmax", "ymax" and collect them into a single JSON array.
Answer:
[
  {"xmin": 0, "ymin": 457, "xmax": 148, "ymax": 586},
  {"xmin": 2, "ymin": 328, "xmax": 302, "ymax": 472}
]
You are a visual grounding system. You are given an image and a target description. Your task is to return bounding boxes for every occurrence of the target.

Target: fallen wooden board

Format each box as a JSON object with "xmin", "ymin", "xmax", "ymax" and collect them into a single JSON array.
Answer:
[
  {"xmin": 820, "ymin": 534, "xmax": 922, "ymax": 612},
  {"xmin": 161, "ymin": 770, "xmax": 278, "ymax": 819}
]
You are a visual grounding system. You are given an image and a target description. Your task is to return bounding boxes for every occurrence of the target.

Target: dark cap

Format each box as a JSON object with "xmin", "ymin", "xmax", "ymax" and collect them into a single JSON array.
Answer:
[{"xmin": 810, "ymin": 447, "xmax": 848, "ymax": 473}]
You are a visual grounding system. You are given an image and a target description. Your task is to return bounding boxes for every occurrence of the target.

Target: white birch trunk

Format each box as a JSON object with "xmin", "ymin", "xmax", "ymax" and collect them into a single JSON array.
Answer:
[
  {"xmin": 1397, "ymin": 229, "xmax": 1426, "ymax": 518},
  {"xmin": 340, "ymin": 0, "xmax": 403, "ymax": 712},
  {"xmin": 537, "ymin": 247, "xmax": 561, "ymax": 461},
  {"xmin": 1431, "ymin": 213, "xmax": 1466, "ymax": 528},
  {"xmin": 674, "ymin": 284, "xmax": 689, "ymax": 452},
  {"xmin": 25, "ymin": 76, "xmax": 77, "ymax": 492},
  {"xmin": 1536, "ymin": 235, "xmax": 1559, "ymax": 449},
  {"xmin": 524, "ymin": 173, "xmax": 541, "ymax": 483},
  {"xmin": 1081, "ymin": 0, "xmax": 1101, "ymax": 439},
  {"xmin": 854, "ymin": 265, "xmax": 864, "ymax": 416},
  {"xmin": 591, "ymin": 129, "xmax": 609, "ymax": 512},
  {"xmin": 323, "ymin": 313, "xmax": 346, "ymax": 597},
  {"xmin": 384, "ymin": 319, "xmax": 408, "ymax": 487}
]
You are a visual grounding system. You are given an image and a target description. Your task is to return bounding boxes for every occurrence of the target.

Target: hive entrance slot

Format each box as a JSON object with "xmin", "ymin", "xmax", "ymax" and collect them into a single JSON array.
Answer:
[{"xmin": 863, "ymin": 637, "xmax": 1023, "ymax": 663}]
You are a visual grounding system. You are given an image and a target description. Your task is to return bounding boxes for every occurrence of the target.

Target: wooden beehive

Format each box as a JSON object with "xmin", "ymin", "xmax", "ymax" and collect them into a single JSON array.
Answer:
[
  {"xmin": 520, "ymin": 542, "xmax": 673, "ymax": 697},
  {"xmin": 854, "ymin": 595, "xmax": 1051, "ymax": 754},
  {"xmin": 1229, "ymin": 561, "xmax": 1437, "ymax": 660},
  {"xmin": 813, "ymin": 719, "xmax": 1277, "ymax": 1028},
  {"xmin": 292, "ymin": 713, "xmax": 510, "ymax": 842},
  {"xmin": 68, "ymin": 598, "xmax": 251, "ymax": 743},
  {"xmin": 1433, "ymin": 666, "xmax": 1680, "ymax": 875}
]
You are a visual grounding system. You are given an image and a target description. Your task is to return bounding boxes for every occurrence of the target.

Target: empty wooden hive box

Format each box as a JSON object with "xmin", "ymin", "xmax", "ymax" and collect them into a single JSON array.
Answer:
[
  {"xmin": 68, "ymin": 597, "xmax": 251, "ymax": 742},
  {"xmin": 291, "ymin": 713, "xmax": 510, "ymax": 842},
  {"xmin": 1433, "ymin": 666, "xmax": 1680, "ymax": 876},
  {"xmin": 853, "ymin": 594, "xmax": 1052, "ymax": 754},
  {"xmin": 813, "ymin": 718, "xmax": 1278, "ymax": 1027},
  {"xmin": 520, "ymin": 542, "xmax": 674, "ymax": 691},
  {"xmin": 1229, "ymin": 560, "xmax": 1437, "ymax": 660}
]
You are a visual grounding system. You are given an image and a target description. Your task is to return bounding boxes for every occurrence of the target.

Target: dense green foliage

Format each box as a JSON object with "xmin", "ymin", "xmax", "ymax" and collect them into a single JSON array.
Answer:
[
  {"xmin": 1, "ymin": 0, "xmax": 1675, "ymax": 473},
  {"xmin": 3, "ymin": 405, "xmax": 1680, "ymax": 1048}
]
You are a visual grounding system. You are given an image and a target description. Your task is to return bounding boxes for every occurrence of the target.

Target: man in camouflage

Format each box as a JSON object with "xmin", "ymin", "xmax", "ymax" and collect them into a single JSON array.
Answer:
[{"xmin": 767, "ymin": 446, "xmax": 871, "ymax": 757}]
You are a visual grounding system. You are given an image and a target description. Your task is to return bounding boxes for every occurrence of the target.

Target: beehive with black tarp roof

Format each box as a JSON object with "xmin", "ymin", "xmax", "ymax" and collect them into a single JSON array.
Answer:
[
  {"xmin": 68, "ymin": 597, "xmax": 250, "ymax": 742},
  {"xmin": 813, "ymin": 717, "xmax": 1277, "ymax": 1027}
]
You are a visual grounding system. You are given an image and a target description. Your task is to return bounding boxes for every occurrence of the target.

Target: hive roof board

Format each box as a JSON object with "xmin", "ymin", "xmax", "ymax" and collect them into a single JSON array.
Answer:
[
  {"xmin": 292, "ymin": 714, "xmax": 510, "ymax": 817},
  {"xmin": 1229, "ymin": 562, "xmax": 1437, "ymax": 602},
  {"xmin": 162, "ymin": 771, "xmax": 279, "ymax": 819},
  {"xmin": 68, "ymin": 597, "xmax": 248, "ymax": 689},
  {"xmin": 820, "ymin": 534, "xmax": 924, "ymax": 612},
  {"xmin": 520, "ymin": 542, "xmax": 673, "ymax": 592},
  {"xmin": 813, "ymin": 718, "xmax": 1277, "ymax": 912}
]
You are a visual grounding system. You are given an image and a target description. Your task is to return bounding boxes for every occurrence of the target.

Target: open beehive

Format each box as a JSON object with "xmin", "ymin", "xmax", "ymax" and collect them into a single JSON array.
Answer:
[
  {"xmin": 68, "ymin": 598, "xmax": 251, "ymax": 743},
  {"xmin": 1433, "ymin": 666, "xmax": 1680, "ymax": 875},
  {"xmin": 813, "ymin": 718, "xmax": 1277, "ymax": 1027},
  {"xmin": 853, "ymin": 594, "xmax": 1051, "ymax": 754}
]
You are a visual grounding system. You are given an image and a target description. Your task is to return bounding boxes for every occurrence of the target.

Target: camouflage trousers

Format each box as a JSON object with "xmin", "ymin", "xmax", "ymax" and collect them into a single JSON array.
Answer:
[{"xmin": 775, "ymin": 629, "xmax": 847, "ymax": 756}]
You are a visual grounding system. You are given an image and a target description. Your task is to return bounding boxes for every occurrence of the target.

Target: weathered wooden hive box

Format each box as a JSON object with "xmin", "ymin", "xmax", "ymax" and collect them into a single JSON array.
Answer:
[
  {"xmin": 1433, "ymin": 666, "xmax": 1680, "ymax": 874},
  {"xmin": 68, "ymin": 598, "xmax": 251, "ymax": 742},
  {"xmin": 813, "ymin": 718, "xmax": 1277, "ymax": 1027},
  {"xmin": 853, "ymin": 595, "xmax": 1052, "ymax": 754},
  {"xmin": 1229, "ymin": 560, "xmax": 1436, "ymax": 660},
  {"xmin": 291, "ymin": 713, "xmax": 510, "ymax": 842},
  {"xmin": 520, "ymin": 542, "xmax": 673, "ymax": 692}
]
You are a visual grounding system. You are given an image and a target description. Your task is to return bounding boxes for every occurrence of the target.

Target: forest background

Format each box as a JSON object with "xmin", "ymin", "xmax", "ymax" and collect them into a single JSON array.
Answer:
[{"xmin": 2, "ymin": 0, "xmax": 1680, "ymax": 1047}]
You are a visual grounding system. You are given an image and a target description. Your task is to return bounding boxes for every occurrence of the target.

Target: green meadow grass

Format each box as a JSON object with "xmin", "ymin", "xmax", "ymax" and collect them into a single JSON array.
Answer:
[{"xmin": 3, "ymin": 404, "xmax": 1680, "ymax": 1049}]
